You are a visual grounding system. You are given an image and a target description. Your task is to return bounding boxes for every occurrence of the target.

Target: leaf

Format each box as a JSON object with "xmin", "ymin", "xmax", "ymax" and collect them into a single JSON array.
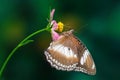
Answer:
[{"xmin": 20, "ymin": 40, "xmax": 34, "ymax": 46}]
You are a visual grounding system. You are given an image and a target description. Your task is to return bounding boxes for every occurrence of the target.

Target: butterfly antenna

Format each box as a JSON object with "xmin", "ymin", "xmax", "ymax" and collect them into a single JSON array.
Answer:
[
  {"xmin": 78, "ymin": 24, "xmax": 88, "ymax": 31},
  {"xmin": 74, "ymin": 24, "xmax": 89, "ymax": 34}
]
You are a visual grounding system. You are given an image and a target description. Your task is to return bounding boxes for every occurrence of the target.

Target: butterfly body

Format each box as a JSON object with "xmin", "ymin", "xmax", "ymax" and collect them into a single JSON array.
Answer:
[{"xmin": 45, "ymin": 30, "xmax": 96, "ymax": 75}]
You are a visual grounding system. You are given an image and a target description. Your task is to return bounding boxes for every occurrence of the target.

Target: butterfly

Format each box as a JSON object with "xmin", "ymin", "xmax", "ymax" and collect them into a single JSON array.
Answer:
[{"xmin": 44, "ymin": 30, "xmax": 96, "ymax": 75}]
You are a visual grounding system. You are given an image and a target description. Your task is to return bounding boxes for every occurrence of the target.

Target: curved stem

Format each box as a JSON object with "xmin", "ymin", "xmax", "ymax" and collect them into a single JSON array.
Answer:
[{"xmin": 0, "ymin": 27, "xmax": 48, "ymax": 78}]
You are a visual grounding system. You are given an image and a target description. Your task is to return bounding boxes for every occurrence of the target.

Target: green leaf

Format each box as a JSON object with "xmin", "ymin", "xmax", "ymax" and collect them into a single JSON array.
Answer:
[{"xmin": 20, "ymin": 40, "xmax": 34, "ymax": 47}]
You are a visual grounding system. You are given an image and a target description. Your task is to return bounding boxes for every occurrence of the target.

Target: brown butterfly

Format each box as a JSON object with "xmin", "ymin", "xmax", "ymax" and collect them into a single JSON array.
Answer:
[{"xmin": 44, "ymin": 30, "xmax": 96, "ymax": 75}]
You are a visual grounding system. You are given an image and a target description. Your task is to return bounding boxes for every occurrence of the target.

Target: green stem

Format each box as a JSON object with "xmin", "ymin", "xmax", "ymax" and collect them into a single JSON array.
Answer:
[{"xmin": 0, "ymin": 27, "xmax": 48, "ymax": 78}]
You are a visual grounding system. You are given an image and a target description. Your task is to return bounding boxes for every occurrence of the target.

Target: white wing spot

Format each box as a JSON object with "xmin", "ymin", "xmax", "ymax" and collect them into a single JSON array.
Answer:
[
  {"xmin": 80, "ymin": 57, "xmax": 84, "ymax": 65},
  {"xmin": 92, "ymin": 63, "xmax": 95, "ymax": 69},
  {"xmin": 80, "ymin": 49, "xmax": 90, "ymax": 65},
  {"xmin": 51, "ymin": 44, "xmax": 77, "ymax": 58}
]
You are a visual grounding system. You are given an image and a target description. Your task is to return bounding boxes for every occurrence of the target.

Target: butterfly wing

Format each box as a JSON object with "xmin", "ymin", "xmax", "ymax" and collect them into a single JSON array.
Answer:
[
  {"xmin": 44, "ymin": 30, "xmax": 96, "ymax": 75},
  {"xmin": 70, "ymin": 33, "xmax": 96, "ymax": 75}
]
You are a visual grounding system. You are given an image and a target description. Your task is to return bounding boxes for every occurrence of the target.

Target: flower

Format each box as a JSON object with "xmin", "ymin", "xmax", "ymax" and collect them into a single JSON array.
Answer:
[
  {"xmin": 51, "ymin": 20, "xmax": 59, "ymax": 41},
  {"xmin": 51, "ymin": 20, "xmax": 58, "ymax": 31},
  {"xmin": 50, "ymin": 9, "xmax": 55, "ymax": 21},
  {"xmin": 51, "ymin": 29, "xmax": 60, "ymax": 41},
  {"xmin": 57, "ymin": 22, "xmax": 64, "ymax": 32},
  {"xmin": 49, "ymin": 9, "xmax": 64, "ymax": 41}
]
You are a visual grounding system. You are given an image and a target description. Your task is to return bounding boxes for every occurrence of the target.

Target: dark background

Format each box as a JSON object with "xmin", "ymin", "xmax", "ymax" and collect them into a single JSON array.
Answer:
[{"xmin": 0, "ymin": 0, "xmax": 120, "ymax": 80}]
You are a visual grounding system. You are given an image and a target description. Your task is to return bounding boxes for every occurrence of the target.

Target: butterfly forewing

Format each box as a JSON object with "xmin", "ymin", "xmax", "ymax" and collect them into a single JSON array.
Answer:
[{"xmin": 44, "ymin": 30, "xmax": 96, "ymax": 75}]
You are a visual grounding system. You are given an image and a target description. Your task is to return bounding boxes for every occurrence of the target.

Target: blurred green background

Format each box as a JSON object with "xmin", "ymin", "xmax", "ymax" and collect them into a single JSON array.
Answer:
[{"xmin": 0, "ymin": 0, "xmax": 120, "ymax": 80}]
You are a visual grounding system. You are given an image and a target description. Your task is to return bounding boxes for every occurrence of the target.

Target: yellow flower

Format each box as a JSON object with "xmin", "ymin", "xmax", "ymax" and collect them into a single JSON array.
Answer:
[{"xmin": 57, "ymin": 22, "xmax": 64, "ymax": 32}]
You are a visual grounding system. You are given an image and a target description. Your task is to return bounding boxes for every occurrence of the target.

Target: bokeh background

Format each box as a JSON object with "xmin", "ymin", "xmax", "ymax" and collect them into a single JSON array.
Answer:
[{"xmin": 0, "ymin": 0, "xmax": 120, "ymax": 80}]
